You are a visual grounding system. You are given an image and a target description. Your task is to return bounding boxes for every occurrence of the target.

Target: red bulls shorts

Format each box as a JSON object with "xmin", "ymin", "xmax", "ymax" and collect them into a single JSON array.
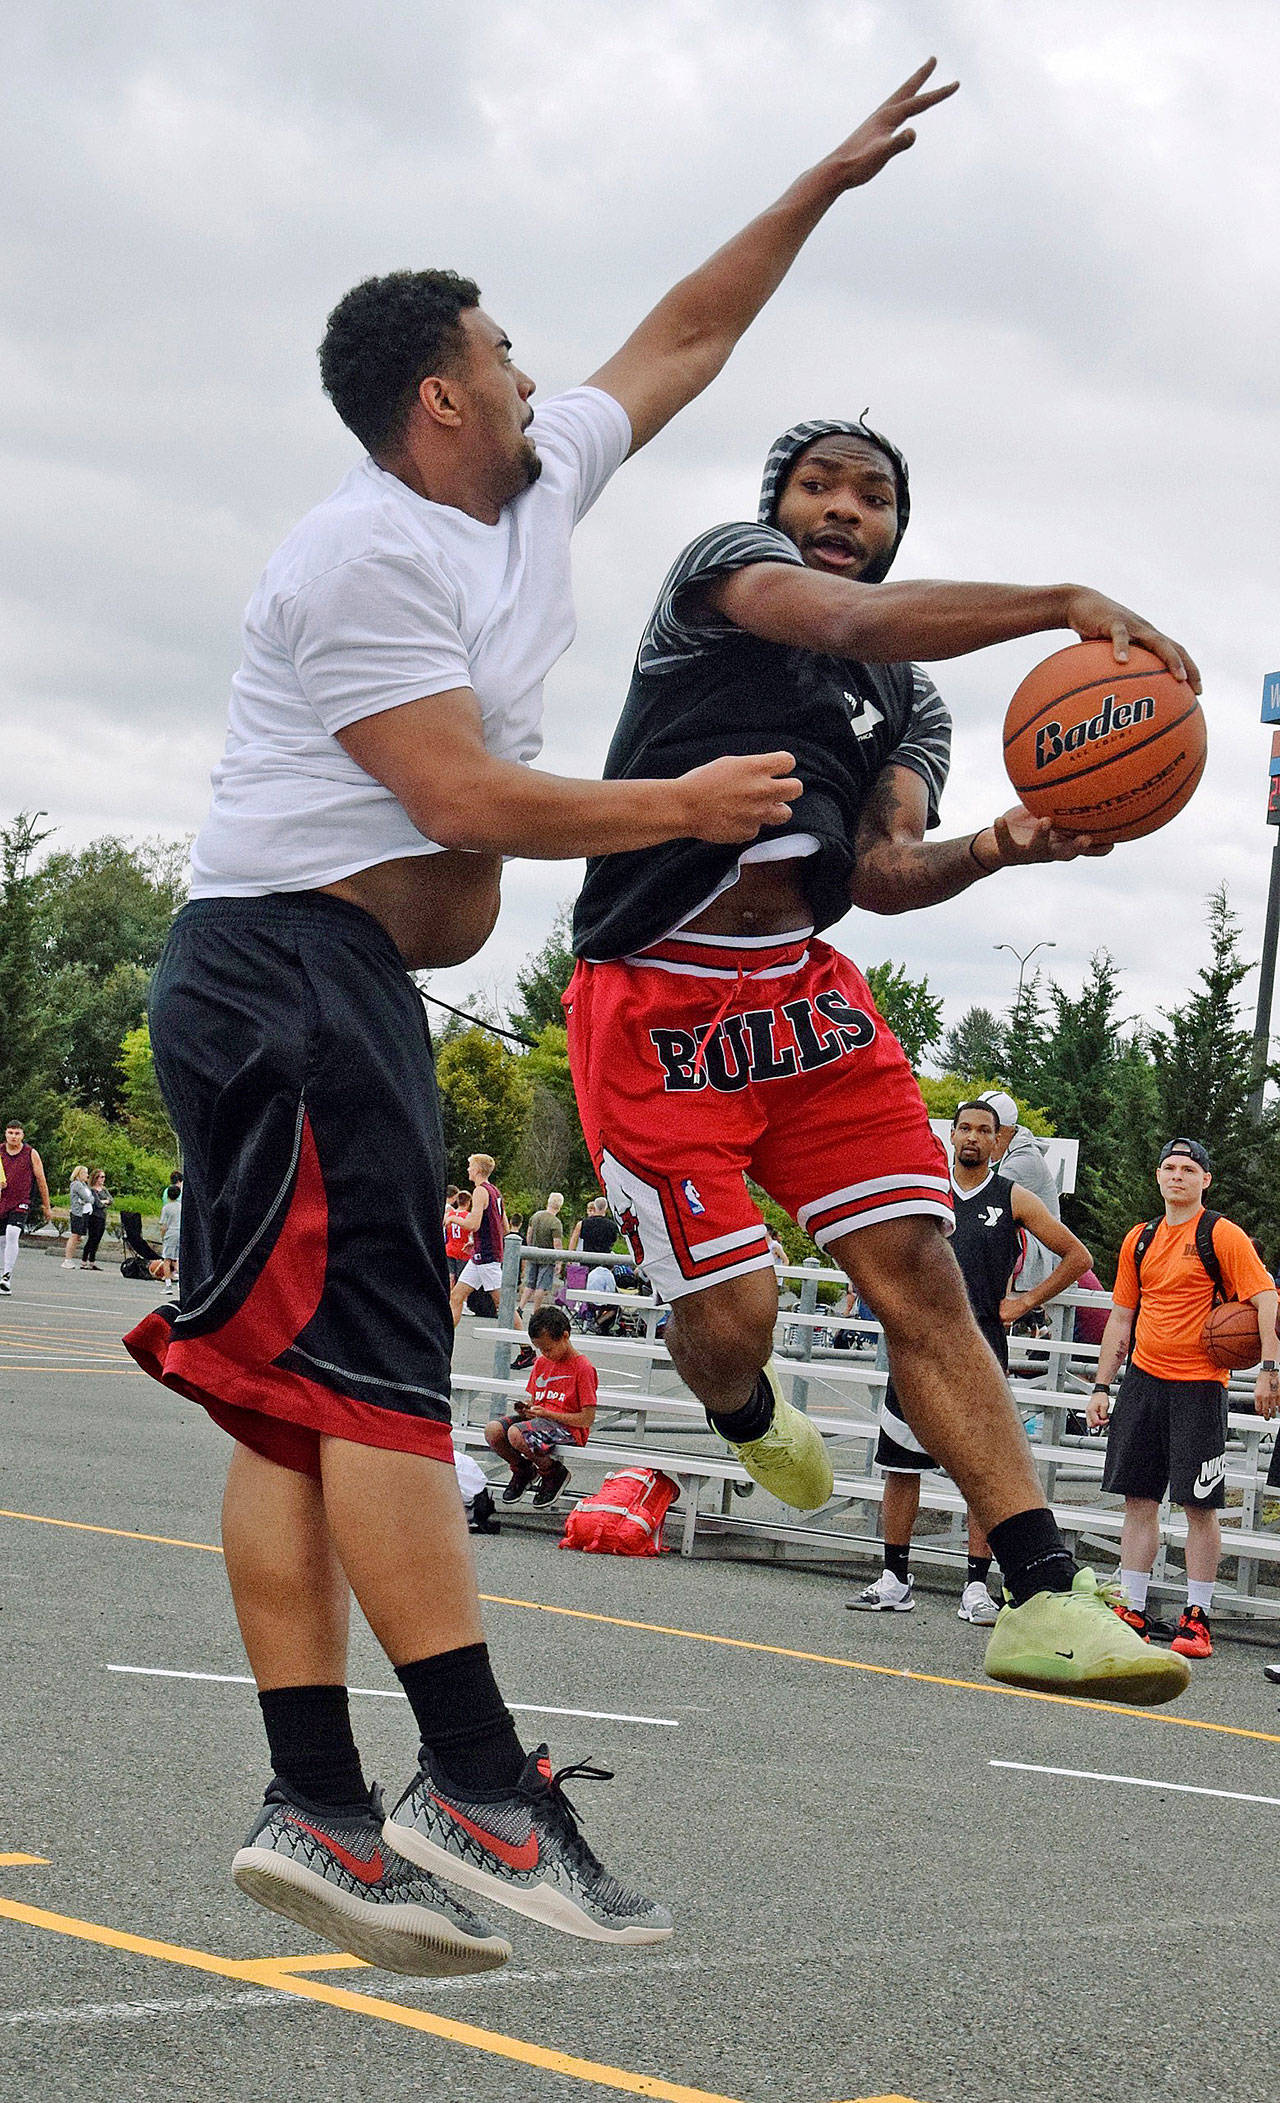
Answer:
[{"xmin": 564, "ymin": 929, "xmax": 951, "ymax": 1302}]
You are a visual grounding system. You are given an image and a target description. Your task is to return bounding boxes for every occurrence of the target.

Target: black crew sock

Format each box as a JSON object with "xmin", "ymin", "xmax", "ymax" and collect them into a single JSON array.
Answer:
[
  {"xmin": 986, "ymin": 1508, "xmax": 1076, "ymax": 1607},
  {"xmin": 967, "ymin": 1555, "xmax": 992, "ymax": 1589},
  {"xmin": 397, "ymin": 1642, "xmax": 525, "ymax": 1794},
  {"xmin": 707, "ymin": 1371, "xmax": 774, "ymax": 1444},
  {"xmin": 884, "ymin": 1542, "xmax": 911, "ymax": 1586},
  {"xmin": 258, "ymin": 1685, "xmax": 369, "ymax": 1807}
]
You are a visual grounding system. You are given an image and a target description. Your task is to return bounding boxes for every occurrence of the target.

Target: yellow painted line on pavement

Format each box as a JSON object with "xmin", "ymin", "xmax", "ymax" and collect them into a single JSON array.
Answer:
[
  {"xmin": 0, "ymin": 1508, "xmax": 223, "ymax": 1554},
  {"xmin": 476, "ymin": 1592, "xmax": 1280, "ymax": 1747},
  {"xmin": 2, "ymin": 1503, "xmax": 1277, "ymax": 1746},
  {"xmin": 0, "ymin": 1854, "xmax": 48, "ymax": 1866},
  {"xmin": 255, "ymin": 1952, "xmax": 369, "ymax": 1974},
  {"xmin": 0, "ymin": 1894, "xmax": 754, "ymax": 2101}
]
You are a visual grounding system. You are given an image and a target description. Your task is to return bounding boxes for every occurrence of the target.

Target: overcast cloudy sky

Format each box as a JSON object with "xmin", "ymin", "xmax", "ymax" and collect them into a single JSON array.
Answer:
[{"xmin": 6, "ymin": 0, "xmax": 1277, "ymax": 1050}]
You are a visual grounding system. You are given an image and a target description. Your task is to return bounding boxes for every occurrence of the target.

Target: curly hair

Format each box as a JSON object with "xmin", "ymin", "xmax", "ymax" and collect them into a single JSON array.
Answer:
[{"xmin": 318, "ymin": 269, "xmax": 481, "ymax": 455}]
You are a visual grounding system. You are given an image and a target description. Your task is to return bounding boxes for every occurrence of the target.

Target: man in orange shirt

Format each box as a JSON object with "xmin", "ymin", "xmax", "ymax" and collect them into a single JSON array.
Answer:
[{"xmin": 1087, "ymin": 1138, "xmax": 1279, "ymax": 1657}]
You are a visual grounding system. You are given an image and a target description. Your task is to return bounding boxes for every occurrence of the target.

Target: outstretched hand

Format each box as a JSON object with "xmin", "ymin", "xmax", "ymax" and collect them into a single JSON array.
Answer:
[
  {"xmin": 1064, "ymin": 588, "xmax": 1201, "ymax": 693},
  {"xmin": 820, "ymin": 58, "xmax": 959, "ymax": 190},
  {"xmin": 992, "ymin": 805, "xmax": 1114, "ymax": 864},
  {"xmin": 678, "ymin": 751, "xmax": 802, "ymax": 844}
]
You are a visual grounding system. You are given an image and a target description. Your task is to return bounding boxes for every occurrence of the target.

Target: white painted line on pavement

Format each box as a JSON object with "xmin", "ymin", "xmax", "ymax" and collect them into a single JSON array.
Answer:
[
  {"xmin": 991, "ymin": 1758, "xmax": 1280, "ymax": 1808},
  {"xmin": 106, "ymin": 1664, "xmax": 679, "ymax": 1727},
  {"xmin": 0, "ymin": 1953, "xmax": 706, "ymax": 2028}
]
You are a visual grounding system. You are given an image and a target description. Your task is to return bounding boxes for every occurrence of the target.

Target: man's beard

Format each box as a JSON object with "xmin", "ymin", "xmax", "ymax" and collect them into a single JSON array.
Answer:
[{"xmin": 518, "ymin": 437, "xmax": 543, "ymax": 489}]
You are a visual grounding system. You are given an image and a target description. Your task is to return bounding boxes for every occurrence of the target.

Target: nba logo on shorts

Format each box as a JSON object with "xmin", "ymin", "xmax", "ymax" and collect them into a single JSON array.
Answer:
[{"xmin": 681, "ymin": 1178, "xmax": 705, "ymax": 1216}]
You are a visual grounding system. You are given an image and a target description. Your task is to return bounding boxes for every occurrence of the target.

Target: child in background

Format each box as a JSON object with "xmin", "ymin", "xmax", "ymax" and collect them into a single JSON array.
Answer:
[
  {"xmin": 484, "ymin": 1306, "xmax": 597, "ymax": 1507},
  {"xmin": 156, "ymin": 1178, "xmax": 182, "ymax": 1296}
]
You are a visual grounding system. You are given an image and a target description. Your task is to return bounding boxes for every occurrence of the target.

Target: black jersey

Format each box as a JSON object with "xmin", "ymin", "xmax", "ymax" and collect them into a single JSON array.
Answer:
[
  {"xmin": 950, "ymin": 1171, "xmax": 1021, "ymax": 1324},
  {"xmin": 571, "ymin": 519, "xmax": 951, "ymax": 960}
]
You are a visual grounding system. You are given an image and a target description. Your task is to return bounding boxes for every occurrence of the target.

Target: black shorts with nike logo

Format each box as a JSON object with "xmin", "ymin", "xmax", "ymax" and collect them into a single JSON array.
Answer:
[
  {"xmin": 1101, "ymin": 1363, "xmax": 1229, "ymax": 1508},
  {"xmin": 124, "ymin": 893, "xmax": 455, "ymax": 1480}
]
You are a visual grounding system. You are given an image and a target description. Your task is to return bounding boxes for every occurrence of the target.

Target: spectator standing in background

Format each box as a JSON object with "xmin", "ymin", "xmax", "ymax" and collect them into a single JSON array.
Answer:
[
  {"xmin": 442, "ymin": 1187, "xmax": 474, "ymax": 1285},
  {"xmin": 519, "ymin": 1192, "xmax": 565, "ymax": 1317},
  {"xmin": 157, "ymin": 1178, "xmax": 183, "ymax": 1297},
  {"xmin": 852, "ymin": 1101, "xmax": 1090, "ymax": 1624},
  {"xmin": 978, "ymin": 1091, "xmax": 1062, "ymax": 1300},
  {"xmin": 63, "ymin": 1166, "xmax": 93, "ymax": 1269},
  {"xmin": 449, "ymin": 1153, "xmax": 509, "ymax": 1327},
  {"xmin": 81, "ymin": 1169, "xmax": 110, "ymax": 1272},
  {"xmin": 1088, "ymin": 1139, "xmax": 1279, "ymax": 1658},
  {"xmin": 571, "ymin": 1196, "xmax": 619, "ymax": 1257},
  {"xmin": 0, "ymin": 1121, "xmax": 53, "ymax": 1296}
]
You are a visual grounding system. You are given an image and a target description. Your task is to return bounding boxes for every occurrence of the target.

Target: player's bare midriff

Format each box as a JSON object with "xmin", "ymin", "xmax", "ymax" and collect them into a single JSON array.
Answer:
[
  {"xmin": 320, "ymin": 850, "xmax": 504, "ymax": 970},
  {"xmin": 681, "ymin": 856, "xmax": 813, "ymax": 938}
]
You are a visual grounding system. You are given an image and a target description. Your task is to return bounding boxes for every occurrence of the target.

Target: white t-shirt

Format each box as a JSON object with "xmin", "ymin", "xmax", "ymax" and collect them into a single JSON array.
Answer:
[{"xmin": 190, "ymin": 386, "xmax": 632, "ymax": 896}]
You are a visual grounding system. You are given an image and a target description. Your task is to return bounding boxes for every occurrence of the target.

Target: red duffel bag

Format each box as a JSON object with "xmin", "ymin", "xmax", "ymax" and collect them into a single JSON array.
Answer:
[{"xmin": 559, "ymin": 1467, "xmax": 678, "ymax": 1557}]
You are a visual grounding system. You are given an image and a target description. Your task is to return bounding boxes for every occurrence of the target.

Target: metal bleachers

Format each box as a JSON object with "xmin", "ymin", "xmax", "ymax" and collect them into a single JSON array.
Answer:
[{"xmin": 448, "ymin": 1238, "xmax": 1280, "ymax": 1620}]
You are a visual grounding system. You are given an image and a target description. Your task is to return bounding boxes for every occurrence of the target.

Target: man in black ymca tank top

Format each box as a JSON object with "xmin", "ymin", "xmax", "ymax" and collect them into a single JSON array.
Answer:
[{"xmin": 857, "ymin": 1101, "xmax": 1090, "ymax": 1623}]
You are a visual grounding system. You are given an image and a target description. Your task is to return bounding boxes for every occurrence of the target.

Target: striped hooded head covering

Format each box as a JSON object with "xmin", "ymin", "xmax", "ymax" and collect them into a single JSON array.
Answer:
[{"xmin": 757, "ymin": 416, "xmax": 910, "ymax": 583}]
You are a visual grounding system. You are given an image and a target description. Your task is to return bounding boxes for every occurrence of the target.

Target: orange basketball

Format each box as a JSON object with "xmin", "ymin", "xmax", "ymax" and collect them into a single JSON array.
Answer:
[
  {"xmin": 1002, "ymin": 641, "xmax": 1206, "ymax": 844},
  {"xmin": 1201, "ymin": 1299, "xmax": 1262, "ymax": 1371}
]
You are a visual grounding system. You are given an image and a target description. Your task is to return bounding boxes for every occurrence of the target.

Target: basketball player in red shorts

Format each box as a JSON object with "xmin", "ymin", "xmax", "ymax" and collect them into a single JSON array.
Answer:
[{"xmin": 568, "ymin": 416, "xmax": 1199, "ymax": 1703}]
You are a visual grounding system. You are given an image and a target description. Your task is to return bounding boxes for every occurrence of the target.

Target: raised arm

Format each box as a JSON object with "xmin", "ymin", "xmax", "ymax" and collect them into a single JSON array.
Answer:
[
  {"xmin": 999, "ymin": 1188, "xmax": 1091, "ymax": 1327},
  {"xmin": 850, "ymin": 765, "xmax": 1108, "ymax": 918},
  {"xmin": 586, "ymin": 61, "xmax": 958, "ymax": 451},
  {"xmin": 335, "ymin": 689, "xmax": 800, "ymax": 858}
]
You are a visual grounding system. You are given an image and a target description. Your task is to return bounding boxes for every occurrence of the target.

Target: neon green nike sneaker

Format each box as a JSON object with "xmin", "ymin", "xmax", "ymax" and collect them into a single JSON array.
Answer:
[
  {"xmin": 984, "ymin": 1566, "xmax": 1191, "ymax": 1706},
  {"xmin": 727, "ymin": 1363, "xmax": 833, "ymax": 1511}
]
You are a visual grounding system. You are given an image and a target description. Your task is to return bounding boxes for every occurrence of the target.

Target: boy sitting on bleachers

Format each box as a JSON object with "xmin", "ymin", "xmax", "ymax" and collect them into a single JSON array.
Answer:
[{"xmin": 485, "ymin": 1306, "xmax": 598, "ymax": 1507}]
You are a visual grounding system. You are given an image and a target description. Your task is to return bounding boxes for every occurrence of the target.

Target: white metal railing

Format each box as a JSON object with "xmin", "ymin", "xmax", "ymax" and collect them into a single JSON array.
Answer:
[{"xmin": 445, "ymin": 1235, "xmax": 1279, "ymax": 1618}]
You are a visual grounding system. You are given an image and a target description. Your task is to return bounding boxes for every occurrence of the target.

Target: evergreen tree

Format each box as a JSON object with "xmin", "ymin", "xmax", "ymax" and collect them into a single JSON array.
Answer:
[
  {"xmin": 939, "ymin": 1004, "xmax": 1005, "ymax": 1081},
  {"xmin": 508, "ymin": 905, "xmax": 575, "ymax": 1039},
  {"xmin": 863, "ymin": 959, "xmax": 943, "ymax": 1070},
  {"xmin": 0, "ymin": 813, "xmax": 59, "ymax": 1138}
]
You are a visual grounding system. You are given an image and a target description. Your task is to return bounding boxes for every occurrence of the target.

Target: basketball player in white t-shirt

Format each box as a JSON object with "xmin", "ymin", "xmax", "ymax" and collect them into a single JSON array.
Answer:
[{"xmin": 125, "ymin": 64, "xmax": 959, "ymax": 1973}]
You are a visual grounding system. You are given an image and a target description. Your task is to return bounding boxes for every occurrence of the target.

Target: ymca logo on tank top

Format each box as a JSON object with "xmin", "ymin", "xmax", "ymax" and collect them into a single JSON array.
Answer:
[{"xmin": 950, "ymin": 1171, "xmax": 1020, "ymax": 1323}]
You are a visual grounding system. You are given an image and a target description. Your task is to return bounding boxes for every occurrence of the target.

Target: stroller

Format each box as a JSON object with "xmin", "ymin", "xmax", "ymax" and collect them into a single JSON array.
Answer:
[{"xmin": 119, "ymin": 1210, "xmax": 163, "ymax": 1283}]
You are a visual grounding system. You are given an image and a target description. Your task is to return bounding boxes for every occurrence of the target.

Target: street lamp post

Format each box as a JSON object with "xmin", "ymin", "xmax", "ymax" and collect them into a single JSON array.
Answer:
[{"xmin": 994, "ymin": 940, "xmax": 1056, "ymax": 1014}]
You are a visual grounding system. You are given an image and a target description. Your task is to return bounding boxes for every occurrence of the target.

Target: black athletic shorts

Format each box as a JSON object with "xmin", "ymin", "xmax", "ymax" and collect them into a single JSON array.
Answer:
[
  {"xmin": 876, "ymin": 1314, "xmax": 1009, "ymax": 1473},
  {"xmin": 0, "ymin": 1207, "xmax": 29, "ymax": 1234},
  {"xmin": 1101, "ymin": 1363, "xmax": 1228, "ymax": 1508},
  {"xmin": 124, "ymin": 894, "xmax": 454, "ymax": 1479}
]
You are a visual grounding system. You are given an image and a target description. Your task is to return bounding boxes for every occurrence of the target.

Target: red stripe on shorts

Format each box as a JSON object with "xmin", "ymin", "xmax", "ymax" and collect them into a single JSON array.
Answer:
[{"xmin": 124, "ymin": 1112, "xmax": 454, "ymax": 1477}]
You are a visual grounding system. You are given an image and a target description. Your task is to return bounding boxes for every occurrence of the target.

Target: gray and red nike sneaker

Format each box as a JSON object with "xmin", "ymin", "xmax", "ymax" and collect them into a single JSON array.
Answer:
[
  {"xmin": 383, "ymin": 1746, "xmax": 673, "ymax": 1945},
  {"xmin": 232, "ymin": 1778, "xmax": 512, "ymax": 1975}
]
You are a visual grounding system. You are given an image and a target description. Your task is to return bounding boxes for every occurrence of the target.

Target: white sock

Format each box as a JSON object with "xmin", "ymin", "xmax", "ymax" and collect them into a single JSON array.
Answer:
[
  {"xmin": 1120, "ymin": 1568, "xmax": 1150, "ymax": 1612},
  {"xmin": 1186, "ymin": 1578, "xmax": 1214, "ymax": 1613},
  {"xmin": 2, "ymin": 1224, "xmax": 19, "ymax": 1275}
]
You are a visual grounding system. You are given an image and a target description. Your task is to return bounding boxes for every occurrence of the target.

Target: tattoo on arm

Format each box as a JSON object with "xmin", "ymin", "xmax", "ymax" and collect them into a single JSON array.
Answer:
[{"xmin": 850, "ymin": 765, "xmax": 994, "ymax": 914}]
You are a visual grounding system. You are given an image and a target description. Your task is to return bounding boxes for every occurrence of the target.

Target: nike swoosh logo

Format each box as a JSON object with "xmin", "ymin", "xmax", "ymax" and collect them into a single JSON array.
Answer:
[
  {"xmin": 432, "ymin": 1795, "xmax": 540, "ymax": 1873},
  {"xmin": 1055, "ymin": 1650, "xmax": 1074, "ymax": 1659},
  {"xmin": 289, "ymin": 1816, "xmax": 384, "ymax": 1885}
]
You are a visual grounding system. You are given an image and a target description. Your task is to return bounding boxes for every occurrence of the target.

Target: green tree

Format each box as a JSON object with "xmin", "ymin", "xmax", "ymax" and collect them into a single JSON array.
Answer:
[
  {"xmin": 0, "ymin": 812, "xmax": 60, "ymax": 1136},
  {"xmin": 119, "ymin": 1021, "xmax": 179, "ymax": 1160},
  {"xmin": 864, "ymin": 959, "xmax": 943, "ymax": 1070},
  {"xmin": 50, "ymin": 961, "xmax": 151, "ymax": 1118},
  {"xmin": 939, "ymin": 1005, "xmax": 1005, "ymax": 1081},
  {"xmin": 435, "ymin": 1027, "xmax": 534, "ymax": 1186},
  {"xmin": 34, "ymin": 835, "xmax": 186, "ymax": 978},
  {"xmin": 513, "ymin": 1023, "xmax": 596, "ymax": 1207},
  {"xmin": 508, "ymin": 905, "xmax": 575, "ymax": 1039}
]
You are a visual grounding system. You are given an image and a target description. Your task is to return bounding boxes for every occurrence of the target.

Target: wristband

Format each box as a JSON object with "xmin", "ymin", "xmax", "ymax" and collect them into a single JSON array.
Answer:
[
  {"xmin": 1092, "ymin": 1382, "xmax": 1110, "ymax": 1395},
  {"xmin": 968, "ymin": 830, "xmax": 1000, "ymax": 875},
  {"xmin": 1261, "ymin": 1361, "xmax": 1278, "ymax": 1374}
]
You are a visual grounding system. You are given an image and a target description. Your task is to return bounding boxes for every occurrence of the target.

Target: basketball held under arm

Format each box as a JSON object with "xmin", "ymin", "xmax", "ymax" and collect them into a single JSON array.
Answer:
[
  {"xmin": 585, "ymin": 62, "xmax": 957, "ymax": 452},
  {"xmin": 333, "ymin": 690, "xmax": 801, "ymax": 858}
]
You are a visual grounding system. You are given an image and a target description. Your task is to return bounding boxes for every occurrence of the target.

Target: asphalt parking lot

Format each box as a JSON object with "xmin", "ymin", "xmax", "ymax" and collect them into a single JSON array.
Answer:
[{"xmin": 1, "ymin": 1263, "xmax": 1278, "ymax": 2103}]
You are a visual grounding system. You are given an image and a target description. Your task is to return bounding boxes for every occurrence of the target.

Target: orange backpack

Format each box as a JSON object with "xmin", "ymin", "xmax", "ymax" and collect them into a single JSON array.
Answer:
[{"xmin": 558, "ymin": 1468, "xmax": 678, "ymax": 1557}]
